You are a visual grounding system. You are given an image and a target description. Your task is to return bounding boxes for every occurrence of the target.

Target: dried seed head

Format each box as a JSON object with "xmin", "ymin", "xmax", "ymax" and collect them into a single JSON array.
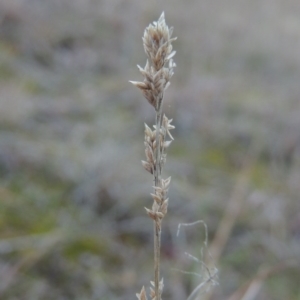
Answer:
[
  {"xmin": 132, "ymin": 12, "xmax": 175, "ymax": 300},
  {"xmin": 142, "ymin": 12, "xmax": 172, "ymax": 70},
  {"xmin": 130, "ymin": 12, "xmax": 176, "ymax": 112}
]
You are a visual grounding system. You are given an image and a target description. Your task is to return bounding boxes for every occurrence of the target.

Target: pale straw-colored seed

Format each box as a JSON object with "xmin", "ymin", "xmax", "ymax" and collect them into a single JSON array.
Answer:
[
  {"xmin": 151, "ymin": 193, "xmax": 163, "ymax": 205},
  {"xmin": 160, "ymin": 199, "xmax": 169, "ymax": 215},
  {"xmin": 145, "ymin": 207, "xmax": 156, "ymax": 220},
  {"xmin": 142, "ymin": 160, "xmax": 153, "ymax": 174},
  {"xmin": 156, "ymin": 212, "xmax": 164, "ymax": 219}
]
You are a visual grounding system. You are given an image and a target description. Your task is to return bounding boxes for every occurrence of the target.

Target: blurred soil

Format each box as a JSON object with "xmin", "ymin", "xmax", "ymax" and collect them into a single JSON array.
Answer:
[{"xmin": 0, "ymin": 1, "xmax": 299, "ymax": 299}]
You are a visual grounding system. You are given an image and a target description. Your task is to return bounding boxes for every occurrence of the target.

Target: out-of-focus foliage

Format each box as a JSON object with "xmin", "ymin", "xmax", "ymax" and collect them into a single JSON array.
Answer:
[{"xmin": 0, "ymin": 1, "xmax": 299, "ymax": 299}]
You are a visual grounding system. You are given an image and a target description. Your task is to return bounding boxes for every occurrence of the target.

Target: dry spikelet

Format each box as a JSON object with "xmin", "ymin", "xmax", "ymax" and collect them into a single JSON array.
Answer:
[
  {"xmin": 145, "ymin": 207, "xmax": 157, "ymax": 221},
  {"xmin": 136, "ymin": 286, "xmax": 148, "ymax": 300},
  {"xmin": 130, "ymin": 12, "xmax": 176, "ymax": 111}
]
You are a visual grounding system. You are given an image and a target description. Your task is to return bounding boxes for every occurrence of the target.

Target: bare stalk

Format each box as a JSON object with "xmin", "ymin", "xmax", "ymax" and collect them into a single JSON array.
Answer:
[
  {"xmin": 130, "ymin": 12, "xmax": 176, "ymax": 300},
  {"xmin": 154, "ymin": 100, "xmax": 163, "ymax": 299}
]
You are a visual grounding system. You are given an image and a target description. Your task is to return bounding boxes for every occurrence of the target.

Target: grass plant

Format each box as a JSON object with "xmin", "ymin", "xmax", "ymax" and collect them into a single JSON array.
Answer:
[{"xmin": 130, "ymin": 12, "xmax": 176, "ymax": 300}]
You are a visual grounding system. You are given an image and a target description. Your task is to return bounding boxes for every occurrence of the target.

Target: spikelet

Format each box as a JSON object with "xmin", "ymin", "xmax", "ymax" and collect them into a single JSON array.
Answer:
[{"xmin": 130, "ymin": 12, "xmax": 176, "ymax": 111}]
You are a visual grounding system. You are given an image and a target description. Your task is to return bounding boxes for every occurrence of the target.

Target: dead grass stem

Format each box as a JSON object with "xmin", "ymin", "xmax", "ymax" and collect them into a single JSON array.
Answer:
[{"xmin": 130, "ymin": 12, "xmax": 176, "ymax": 300}]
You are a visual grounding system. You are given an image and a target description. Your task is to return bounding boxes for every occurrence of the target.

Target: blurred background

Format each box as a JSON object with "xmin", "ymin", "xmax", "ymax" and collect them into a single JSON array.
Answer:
[{"xmin": 0, "ymin": 0, "xmax": 300, "ymax": 299}]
